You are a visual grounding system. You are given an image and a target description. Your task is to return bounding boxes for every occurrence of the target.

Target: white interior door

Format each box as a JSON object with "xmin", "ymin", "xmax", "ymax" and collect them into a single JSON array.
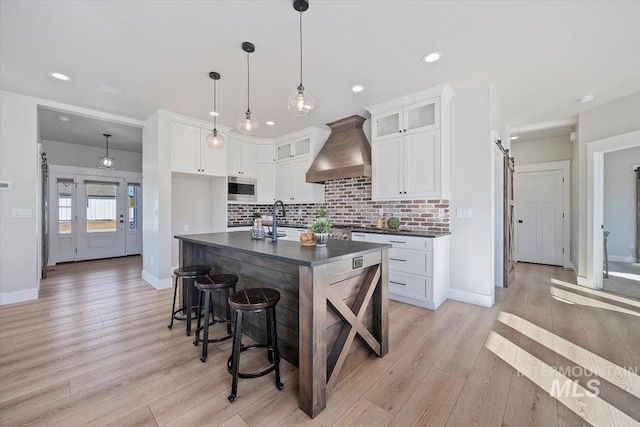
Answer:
[
  {"xmin": 126, "ymin": 183, "xmax": 142, "ymax": 255},
  {"xmin": 516, "ymin": 169, "xmax": 564, "ymax": 265},
  {"xmin": 76, "ymin": 176, "xmax": 126, "ymax": 261}
]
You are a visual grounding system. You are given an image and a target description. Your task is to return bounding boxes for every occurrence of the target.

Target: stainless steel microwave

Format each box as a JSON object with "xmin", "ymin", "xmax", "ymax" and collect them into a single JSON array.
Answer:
[{"xmin": 228, "ymin": 176, "xmax": 257, "ymax": 202}]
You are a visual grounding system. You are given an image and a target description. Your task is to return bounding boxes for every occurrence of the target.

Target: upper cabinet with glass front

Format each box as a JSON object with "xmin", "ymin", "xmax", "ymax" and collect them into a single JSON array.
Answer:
[
  {"xmin": 371, "ymin": 98, "xmax": 440, "ymax": 141},
  {"xmin": 367, "ymin": 84, "xmax": 454, "ymax": 200}
]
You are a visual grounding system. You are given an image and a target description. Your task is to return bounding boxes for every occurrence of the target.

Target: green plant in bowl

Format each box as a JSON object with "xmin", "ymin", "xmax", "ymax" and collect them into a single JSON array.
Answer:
[
  {"xmin": 387, "ymin": 216, "xmax": 400, "ymax": 229},
  {"xmin": 310, "ymin": 217, "xmax": 332, "ymax": 234}
]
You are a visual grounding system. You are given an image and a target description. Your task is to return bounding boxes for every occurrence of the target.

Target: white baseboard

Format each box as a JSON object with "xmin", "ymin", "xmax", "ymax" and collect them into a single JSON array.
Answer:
[
  {"xmin": 609, "ymin": 255, "xmax": 636, "ymax": 263},
  {"xmin": 0, "ymin": 288, "xmax": 38, "ymax": 305},
  {"xmin": 141, "ymin": 270, "xmax": 172, "ymax": 290},
  {"xmin": 576, "ymin": 275, "xmax": 599, "ymax": 289},
  {"xmin": 448, "ymin": 288, "xmax": 494, "ymax": 308}
]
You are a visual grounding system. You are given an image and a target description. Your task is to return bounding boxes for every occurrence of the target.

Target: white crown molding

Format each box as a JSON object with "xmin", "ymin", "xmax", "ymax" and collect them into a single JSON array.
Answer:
[{"xmin": 510, "ymin": 117, "xmax": 577, "ymax": 134}]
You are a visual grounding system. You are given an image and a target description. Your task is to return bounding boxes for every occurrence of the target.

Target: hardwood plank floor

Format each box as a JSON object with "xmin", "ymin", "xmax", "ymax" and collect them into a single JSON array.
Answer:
[{"xmin": 1, "ymin": 257, "xmax": 638, "ymax": 426}]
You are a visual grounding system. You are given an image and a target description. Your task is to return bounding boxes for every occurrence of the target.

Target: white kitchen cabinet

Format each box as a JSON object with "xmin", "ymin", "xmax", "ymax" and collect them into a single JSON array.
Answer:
[
  {"xmin": 257, "ymin": 163, "xmax": 276, "ymax": 203},
  {"xmin": 276, "ymin": 138, "xmax": 311, "ymax": 161},
  {"xmin": 371, "ymin": 98, "xmax": 439, "ymax": 141},
  {"xmin": 227, "ymin": 137, "xmax": 257, "ymax": 177},
  {"xmin": 276, "ymin": 156, "xmax": 324, "ymax": 203},
  {"xmin": 367, "ymin": 84, "xmax": 453, "ymax": 200},
  {"xmin": 351, "ymin": 232, "xmax": 449, "ymax": 309},
  {"xmin": 257, "ymin": 144, "xmax": 276, "ymax": 164},
  {"xmin": 273, "ymin": 129, "xmax": 326, "ymax": 204},
  {"xmin": 171, "ymin": 121, "xmax": 227, "ymax": 176}
]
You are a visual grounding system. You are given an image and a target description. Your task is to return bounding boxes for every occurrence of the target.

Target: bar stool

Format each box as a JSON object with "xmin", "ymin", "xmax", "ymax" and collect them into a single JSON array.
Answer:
[
  {"xmin": 193, "ymin": 274, "xmax": 238, "ymax": 362},
  {"xmin": 227, "ymin": 288, "xmax": 283, "ymax": 403},
  {"xmin": 168, "ymin": 265, "xmax": 211, "ymax": 336}
]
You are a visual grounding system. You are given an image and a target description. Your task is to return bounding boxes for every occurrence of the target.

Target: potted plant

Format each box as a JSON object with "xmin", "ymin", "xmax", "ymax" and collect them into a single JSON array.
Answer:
[
  {"xmin": 310, "ymin": 212, "xmax": 332, "ymax": 247},
  {"xmin": 387, "ymin": 216, "xmax": 400, "ymax": 229}
]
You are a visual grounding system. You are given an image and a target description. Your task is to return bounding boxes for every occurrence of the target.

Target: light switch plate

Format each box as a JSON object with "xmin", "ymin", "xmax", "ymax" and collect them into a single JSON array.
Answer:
[
  {"xmin": 12, "ymin": 208, "xmax": 33, "ymax": 218},
  {"xmin": 456, "ymin": 208, "xmax": 472, "ymax": 218}
]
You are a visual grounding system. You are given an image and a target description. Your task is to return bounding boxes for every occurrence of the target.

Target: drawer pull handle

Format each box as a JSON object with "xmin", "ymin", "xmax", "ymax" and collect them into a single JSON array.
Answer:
[
  {"xmin": 390, "ymin": 258, "xmax": 406, "ymax": 262},
  {"xmin": 390, "ymin": 280, "xmax": 406, "ymax": 286},
  {"xmin": 390, "ymin": 240, "xmax": 406, "ymax": 244}
]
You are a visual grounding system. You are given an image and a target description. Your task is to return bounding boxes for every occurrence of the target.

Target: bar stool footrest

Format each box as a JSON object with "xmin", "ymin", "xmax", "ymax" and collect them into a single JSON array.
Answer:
[
  {"xmin": 193, "ymin": 319, "xmax": 234, "ymax": 344},
  {"xmin": 227, "ymin": 344, "xmax": 278, "ymax": 379}
]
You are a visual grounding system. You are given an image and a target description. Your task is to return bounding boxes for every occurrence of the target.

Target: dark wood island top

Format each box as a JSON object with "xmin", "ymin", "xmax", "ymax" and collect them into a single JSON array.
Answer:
[{"xmin": 175, "ymin": 232, "xmax": 391, "ymax": 418}]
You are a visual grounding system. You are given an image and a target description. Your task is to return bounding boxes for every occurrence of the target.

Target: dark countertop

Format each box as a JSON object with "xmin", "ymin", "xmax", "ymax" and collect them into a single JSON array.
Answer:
[
  {"xmin": 351, "ymin": 227, "xmax": 451, "ymax": 238},
  {"xmin": 228, "ymin": 223, "xmax": 309, "ymax": 229},
  {"xmin": 175, "ymin": 231, "xmax": 391, "ymax": 267}
]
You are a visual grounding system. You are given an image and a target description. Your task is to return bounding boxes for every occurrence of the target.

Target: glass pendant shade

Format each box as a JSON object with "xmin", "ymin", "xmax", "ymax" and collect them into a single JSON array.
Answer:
[
  {"xmin": 287, "ymin": 86, "xmax": 314, "ymax": 116},
  {"xmin": 207, "ymin": 71, "xmax": 225, "ymax": 149},
  {"xmin": 98, "ymin": 134, "xmax": 116, "ymax": 169},
  {"xmin": 237, "ymin": 42, "xmax": 259, "ymax": 135},
  {"xmin": 206, "ymin": 129, "xmax": 225, "ymax": 149},
  {"xmin": 236, "ymin": 111, "xmax": 259, "ymax": 135},
  {"xmin": 289, "ymin": 0, "xmax": 314, "ymax": 116}
]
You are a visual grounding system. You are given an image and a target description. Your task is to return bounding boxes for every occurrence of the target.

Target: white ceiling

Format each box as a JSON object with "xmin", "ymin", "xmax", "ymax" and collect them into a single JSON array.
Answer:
[
  {"xmin": 38, "ymin": 107, "xmax": 143, "ymax": 152},
  {"xmin": 2, "ymin": 1, "xmax": 639, "ymax": 145}
]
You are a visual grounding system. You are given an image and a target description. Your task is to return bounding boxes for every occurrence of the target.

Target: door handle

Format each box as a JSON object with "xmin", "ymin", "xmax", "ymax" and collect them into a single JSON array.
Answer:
[
  {"xmin": 518, "ymin": 220, "xmax": 523, "ymax": 223},
  {"xmin": 119, "ymin": 220, "xmax": 124, "ymax": 223}
]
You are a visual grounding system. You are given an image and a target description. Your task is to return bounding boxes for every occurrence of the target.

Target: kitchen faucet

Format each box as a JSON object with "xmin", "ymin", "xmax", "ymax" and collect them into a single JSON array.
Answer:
[{"xmin": 271, "ymin": 200, "xmax": 287, "ymax": 242}]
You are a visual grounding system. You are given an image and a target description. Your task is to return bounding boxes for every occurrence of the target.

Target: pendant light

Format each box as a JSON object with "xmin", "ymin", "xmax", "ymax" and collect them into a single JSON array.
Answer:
[
  {"xmin": 287, "ymin": 0, "xmax": 314, "ymax": 116},
  {"xmin": 98, "ymin": 133, "xmax": 115, "ymax": 169},
  {"xmin": 236, "ymin": 42, "xmax": 259, "ymax": 135},
  {"xmin": 206, "ymin": 71, "xmax": 225, "ymax": 149}
]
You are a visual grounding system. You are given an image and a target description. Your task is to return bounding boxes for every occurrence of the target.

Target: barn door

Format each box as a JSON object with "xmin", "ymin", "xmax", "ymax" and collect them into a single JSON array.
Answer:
[{"xmin": 504, "ymin": 156, "xmax": 515, "ymax": 286}]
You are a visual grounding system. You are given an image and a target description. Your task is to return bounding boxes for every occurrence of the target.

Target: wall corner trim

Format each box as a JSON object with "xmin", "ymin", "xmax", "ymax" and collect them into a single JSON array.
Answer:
[
  {"xmin": 447, "ymin": 288, "xmax": 493, "ymax": 308},
  {"xmin": 141, "ymin": 270, "xmax": 172, "ymax": 290},
  {"xmin": 0, "ymin": 288, "xmax": 38, "ymax": 305}
]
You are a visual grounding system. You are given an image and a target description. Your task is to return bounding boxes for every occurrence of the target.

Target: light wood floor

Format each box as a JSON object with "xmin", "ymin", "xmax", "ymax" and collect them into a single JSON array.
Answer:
[
  {"xmin": 604, "ymin": 262, "xmax": 640, "ymax": 299},
  {"xmin": 1, "ymin": 257, "xmax": 639, "ymax": 426}
]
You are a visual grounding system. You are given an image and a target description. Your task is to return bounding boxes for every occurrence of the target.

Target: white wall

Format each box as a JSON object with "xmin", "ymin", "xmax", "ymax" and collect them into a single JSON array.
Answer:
[
  {"xmin": 603, "ymin": 146, "xmax": 640, "ymax": 262},
  {"xmin": 511, "ymin": 135, "xmax": 572, "ymax": 164},
  {"xmin": 448, "ymin": 83, "xmax": 495, "ymax": 307},
  {"xmin": 142, "ymin": 110, "xmax": 173, "ymax": 289},
  {"xmin": 171, "ymin": 174, "xmax": 227, "ymax": 268},
  {"xmin": 576, "ymin": 92, "xmax": 640, "ymax": 277},
  {"xmin": 0, "ymin": 91, "xmax": 147, "ymax": 305},
  {"xmin": 42, "ymin": 140, "xmax": 142, "ymax": 172},
  {"xmin": 0, "ymin": 91, "xmax": 39, "ymax": 304}
]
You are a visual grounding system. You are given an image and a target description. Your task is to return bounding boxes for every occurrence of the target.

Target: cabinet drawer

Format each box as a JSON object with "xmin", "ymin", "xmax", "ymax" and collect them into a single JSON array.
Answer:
[
  {"xmin": 372, "ymin": 234, "xmax": 432, "ymax": 250},
  {"xmin": 389, "ymin": 248, "xmax": 432, "ymax": 276},
  {"xmin": 389, "ymin": 272, "xmax": 432, "ymax": 301}
]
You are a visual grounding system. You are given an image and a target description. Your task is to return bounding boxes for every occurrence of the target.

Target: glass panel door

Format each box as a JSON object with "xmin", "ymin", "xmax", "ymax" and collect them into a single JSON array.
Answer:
[
  {"xmin": 76, "ymin": 176, "xmax": 126, "ymax": 261},
  {"xmin": 53, "ymin": 178, "xmax": 76, "ymax": 263},
  {"xmin": 404, "ymin": 99, "xmax": 439, "ymax": 135},
  {"xmin": 126, "ymin": 184, "xmax": 142, "ymax": 255}
]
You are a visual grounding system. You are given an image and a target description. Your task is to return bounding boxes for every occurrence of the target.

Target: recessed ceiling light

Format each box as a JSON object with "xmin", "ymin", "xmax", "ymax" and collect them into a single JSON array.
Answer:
[
  {"xmin": 510, "ymin": 135, "xmax": 519, "ymax": 140},
  {"xmin": 49, "ymin": 72, "xmax": 72, "ymax": 81},
  {"xmin": 351, "ymin": 85, "xmax": 365, "ymax": 93},
  {"xmin": 578, "ymin": 95, "xmax": 594, "ymax": 103},
  {"xmin": 57, "ymin": 116, "xmax": 70, "ymax": 122},
  {"xmin": 209, "ymin": 111, "xmax": 220, "ymax": 117},
  {"xmin": 99, "ymin": 84, "xmax": 124, "ymax": 94},
  {"xmin": 422, "ymin": 52, "xmax": 442, "ymax": 63},
  {"xmin": 265, "ymin": 121, "xmax": 275, "ymax": 126}
]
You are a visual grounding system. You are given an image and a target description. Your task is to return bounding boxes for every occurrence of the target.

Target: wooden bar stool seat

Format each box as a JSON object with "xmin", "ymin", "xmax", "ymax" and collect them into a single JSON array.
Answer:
[
  {"xmin": 227, "ymin": 288, "xmax": 283, "ymax": 403},
  {"xmin": 168, "ymin": 265, "xmax": 211, "ymax": 336},
  {"xmin": 193, "ymin": 274, "xmax": 238, "ymax": 362}
]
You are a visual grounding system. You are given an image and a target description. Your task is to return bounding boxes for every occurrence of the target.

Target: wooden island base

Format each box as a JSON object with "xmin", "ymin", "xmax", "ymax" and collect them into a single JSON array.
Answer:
[{"xmin": 178, "ymin": 232, "xmax": 389, "ymax": 418}]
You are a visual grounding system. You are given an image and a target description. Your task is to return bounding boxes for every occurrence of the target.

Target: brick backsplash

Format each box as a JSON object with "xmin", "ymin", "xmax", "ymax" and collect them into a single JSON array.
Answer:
[{"xmin": 227, "ymin": 177, "xmax": 449, "ymax": 233}]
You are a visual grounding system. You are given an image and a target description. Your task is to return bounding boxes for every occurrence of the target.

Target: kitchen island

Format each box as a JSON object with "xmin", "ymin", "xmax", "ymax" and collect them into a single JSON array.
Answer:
[{"xmin": 175, "ymin": 231, "xmax": 391, "ymax": 418}]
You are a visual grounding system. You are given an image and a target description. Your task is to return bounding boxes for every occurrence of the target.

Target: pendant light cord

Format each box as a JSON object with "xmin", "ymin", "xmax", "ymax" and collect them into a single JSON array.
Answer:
[
  {"xmin": 246, "ymin": 51, "xmax": 251, "ymax": 113},
  {"xmin": 213, "ymin": 79, "xmax": 217, "ymax": 130},
  {"xmin": 299, "ymin": 9, "xmax": 303, "ymax": 87},
  {"xmin": 105, "ymin": 136, "xmax": 109, "ymax": 156}
]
